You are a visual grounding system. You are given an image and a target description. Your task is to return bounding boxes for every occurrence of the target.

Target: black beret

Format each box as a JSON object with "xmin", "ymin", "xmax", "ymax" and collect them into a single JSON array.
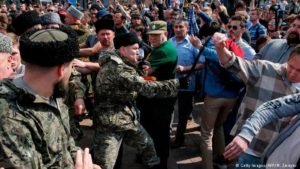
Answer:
[
  {"xmin": 19, "ymin": 27, "xmax": 79, "ymax": 67},
  {"xmin": 114, "ymin": 32, "xmax": 139, "ymax": 49},
  {"xmin": 12, "ymin": 11, "xmax": 42, "ymax": 36},
  {"xmin": 95, "ymin": 18, "xmax": 115, "ymax": 33}
]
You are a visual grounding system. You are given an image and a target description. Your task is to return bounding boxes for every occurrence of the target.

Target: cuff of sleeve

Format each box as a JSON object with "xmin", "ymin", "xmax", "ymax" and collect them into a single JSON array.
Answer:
[
  {"xmin": 238, "ymin": 128, "xmax": 255, "ymax": 144},
  {"xmin": 221, "ymin": 52, "xmax": 236, "ymax": 68}
]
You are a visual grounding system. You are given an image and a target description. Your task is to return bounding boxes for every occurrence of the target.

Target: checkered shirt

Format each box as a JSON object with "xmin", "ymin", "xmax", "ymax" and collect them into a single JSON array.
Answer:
[{"xmin": 223, "ymin": 55, "xmax": 300, "ymax": 156}]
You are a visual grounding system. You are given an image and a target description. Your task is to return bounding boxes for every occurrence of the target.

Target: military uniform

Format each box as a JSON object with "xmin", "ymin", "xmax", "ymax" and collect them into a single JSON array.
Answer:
[
  {"xmin": 0, "ymin": 78, "xmax": 79, "ymax": 168},
  {"xmin": 93, "ymin": 51, "xmax": 178, "ymax": 169},
  {"xmin": 70, "ymin": 24, "xmax": 91, "ymax": 45},
  {"xmin": 67, "ymin": 68, "xmax": 86, "ymax": 140}
]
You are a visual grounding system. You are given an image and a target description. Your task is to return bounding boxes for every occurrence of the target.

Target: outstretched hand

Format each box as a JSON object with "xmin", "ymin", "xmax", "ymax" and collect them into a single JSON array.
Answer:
[
  {"xmin": 189, "ymin": 34, "xmax": 202, "ymax": 49},
  {"xmin": 223, "ymin": 136, "xmax": 249, "ymax": 161}
]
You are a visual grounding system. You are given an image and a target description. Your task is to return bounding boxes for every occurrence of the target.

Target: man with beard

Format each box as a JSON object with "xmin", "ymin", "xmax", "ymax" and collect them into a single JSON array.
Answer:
[
  {"xmin": 211, "ymin": 28, "xmax": 300, "ymax": 168},
  {"xmin": 254, "ymin": 15, "xmax": 300, "ymax": 63},
  {"xmin": 0, "ymin": 28, "xmax": 99, "ymax": 169}
]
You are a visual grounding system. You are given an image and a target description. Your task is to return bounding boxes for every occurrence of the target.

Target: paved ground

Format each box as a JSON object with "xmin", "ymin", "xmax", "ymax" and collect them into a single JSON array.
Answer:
[{"xmin": 77, "ymin": 102, "xmax": 204, "ymax": 169}]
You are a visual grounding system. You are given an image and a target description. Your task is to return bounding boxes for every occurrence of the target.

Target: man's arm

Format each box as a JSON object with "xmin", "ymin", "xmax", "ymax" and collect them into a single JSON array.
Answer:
[
  {"xmin": 73, "ymin": 59, "xmax": 100, "ymax": 74},
  {"xmin": 224, "ymin": 93, "xmax": 300, "ymax": 160},
  {"xmin": 79, "ymin": 42, "xmax": 102, "ymax": 58}
]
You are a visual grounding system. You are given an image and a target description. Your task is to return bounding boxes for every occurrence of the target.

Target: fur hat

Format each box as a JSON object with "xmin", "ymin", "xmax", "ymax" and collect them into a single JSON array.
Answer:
[
  {"xmin": 95, "ymin": 18, "xmax": 115, "ymax": 33},
  {"xmin": 41, "ymin": 12, "xmax": 62, "ymax": 25},
  {"xmin": 19, "ymin": 27, "xmax": 79, "ymax": 67},
  {"xmin": 0, "ymin": 33, "xmax": 12, "ymax": 53},
  {"xmin": 67, "ymin": 5, "xmax": 84, "ymax": 20},
  {"xmin": 114, "ymin": 32, "xmax": 139, "ymax": 49},
  {"xmin": 12, "ymin": 11, "xmax": 42, "ymax": 36}
]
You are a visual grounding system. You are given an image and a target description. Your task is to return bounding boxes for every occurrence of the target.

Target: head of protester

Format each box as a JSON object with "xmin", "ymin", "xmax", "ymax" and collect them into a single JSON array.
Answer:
[
  {"xmin": 65, "ymin": 5, "xmax": 84, "ymax": 25},
  {"xmin": 19, "ymin": 27, "xmax": 79, "ymax": 96},
  {"xmin": 95, "ymin": 18, "xmax": 115, "ymax": 49},
  {"xmin": 285, "ymin": 15, "xmax": 300, "ymax": 47},
  {"xmin": 0, "ymin": 33, "xmax": 13, "ymax": 79},
  {"xmin": 147, "ymin": 20, "xmax": 168, "ymax": 47},
  {"xmin": 287, "ymin": 45, "xmax": 300, "ymax": 83},
  {"xmin": 114, "ymin": 32, "xmax": 140, "ymax": 64},
  {"xmin": 12, "ymin": 10, "xmax": 42, "ymax": 36},
  {"xmin": 40, "ymin": 12, "xmax": 63, "ymax": 29}
]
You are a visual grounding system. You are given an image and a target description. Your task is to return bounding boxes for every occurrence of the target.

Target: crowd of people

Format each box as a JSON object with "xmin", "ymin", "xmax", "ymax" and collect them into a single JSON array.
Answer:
[{"xmin": 0, "ymin": 0, "xmax": 299, "ymax": 169}]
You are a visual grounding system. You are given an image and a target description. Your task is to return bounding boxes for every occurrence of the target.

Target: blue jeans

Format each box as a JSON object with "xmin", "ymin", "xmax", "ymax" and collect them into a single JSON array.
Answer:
[{"xmin": 235, "ymin": 153, "xmax": 265, "ymax": 169}]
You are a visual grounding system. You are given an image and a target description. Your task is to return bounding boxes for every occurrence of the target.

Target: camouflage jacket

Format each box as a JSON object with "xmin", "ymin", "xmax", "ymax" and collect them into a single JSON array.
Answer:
[
  {"xmin": 0, "ymin": 79, "xmax": 79, "ymax": 169},
  {"xmin": 69, "ymin": 24, "xmax": 90, "ymax": 44},
  {"xmin": 94, "ymin": 52, "xmax": 179, "ymax": 131}
]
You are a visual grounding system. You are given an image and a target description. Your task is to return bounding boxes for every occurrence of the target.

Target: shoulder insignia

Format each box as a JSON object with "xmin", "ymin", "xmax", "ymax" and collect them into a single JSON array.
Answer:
[{"xmin": 110, "ymin": 56, "xmax": 123, "ymax": 64}]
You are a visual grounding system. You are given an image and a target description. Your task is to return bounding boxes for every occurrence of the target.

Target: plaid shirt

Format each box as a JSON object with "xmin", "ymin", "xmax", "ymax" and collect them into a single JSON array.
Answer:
[
  {"xmin": 223, "ymin": 55, "xmax": 299, "ymax": 156},
  {"xmin": 187, "ymin": 7, "xmax": 199, "ymax": 36}
]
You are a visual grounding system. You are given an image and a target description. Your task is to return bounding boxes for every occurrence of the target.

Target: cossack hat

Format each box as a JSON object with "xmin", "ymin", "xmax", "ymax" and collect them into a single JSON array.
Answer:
[
  {"xmin": 147, "ymin": 20, "xmax": 167, "ymax": 34},
  {"xmin": 19, "ymin": 27, "xmax": 79, "ymax": 67},
  {"xmin": 67, "ymin": 5, "xmax": 84, "ymax": 20},
  {"xmin": 41, "ymin": 12, "xmax": 62, "ymax": 25},
  {"xmin": 12, "ymin": 11, "xmax": 42, "ymax": 36},
  {"xmin": 114, "ymin": 32, "xmax": 139, "ymax": 49},
  {"xmin": 95, "ymin": 18, "xmax": 115, "ymax": 33}
]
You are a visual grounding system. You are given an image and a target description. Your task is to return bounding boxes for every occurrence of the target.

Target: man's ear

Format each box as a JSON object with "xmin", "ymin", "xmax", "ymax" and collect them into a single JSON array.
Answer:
[
  {"xmin": 56, "ymin": 64, "xmax": 65, "ymax": 78},
  {"xmin": 119, "ymin": 46, "xmax": 125, "ymax": 55}
]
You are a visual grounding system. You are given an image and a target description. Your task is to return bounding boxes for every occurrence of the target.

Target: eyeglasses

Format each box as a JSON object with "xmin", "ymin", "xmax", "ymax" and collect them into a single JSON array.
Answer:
[{"xmin": 227, "ymin": 25, "xmax": 238, "ymax": 30}]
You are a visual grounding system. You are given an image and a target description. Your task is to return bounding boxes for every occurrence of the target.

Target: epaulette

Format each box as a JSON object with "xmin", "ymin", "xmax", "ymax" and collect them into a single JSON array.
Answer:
[{"xmin": 110, "ymin": 55, "xmax": 123, "ymax": 64}]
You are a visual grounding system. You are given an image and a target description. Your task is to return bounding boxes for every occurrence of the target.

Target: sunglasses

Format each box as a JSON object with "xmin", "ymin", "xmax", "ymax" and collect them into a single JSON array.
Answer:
[
  {"xmin": 47, "ymin": 9, "xmax": 54, "ymax": 12},
  {"xmin": 227, "ymin": 25, "xmax": 238, "ymax": 30}
]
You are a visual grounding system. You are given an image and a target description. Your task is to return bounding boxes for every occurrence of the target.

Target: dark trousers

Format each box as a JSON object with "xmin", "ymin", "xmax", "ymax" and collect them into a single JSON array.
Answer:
[
  {"xmin": 139, "ymin": 97, "xmax": 176, "ymax": 169},
  {"xmin": 175, "ymin": 91, "xmax": 194, "ymax": 143}
]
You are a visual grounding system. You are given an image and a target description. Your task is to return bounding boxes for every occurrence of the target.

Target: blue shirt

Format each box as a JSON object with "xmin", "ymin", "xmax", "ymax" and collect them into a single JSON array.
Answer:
[
  {"xmin": 248, "ymin": 22, "xmax": 267, "ymax": 46},
  {"xmin": 201, "ymin": 39, "xmax": 241, "ymax": 98},
  {"xmin": 169, "ymin": 35, "xmax": 203, "ymax": 91},
  {"xmin": 236, "ymin": 39, "xmax": 256, "ymax": 61}
]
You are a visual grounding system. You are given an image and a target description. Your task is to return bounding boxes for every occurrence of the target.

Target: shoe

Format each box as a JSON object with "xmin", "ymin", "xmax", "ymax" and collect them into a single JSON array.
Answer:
[{"xmin": 170, "ymin": 140, "xmax": 184, "ymax": 149}]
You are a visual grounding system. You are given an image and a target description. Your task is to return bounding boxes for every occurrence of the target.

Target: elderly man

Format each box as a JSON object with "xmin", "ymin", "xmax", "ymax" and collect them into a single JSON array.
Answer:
[
  {"xmin": 0, "ymin": 33, "xmax": 13, "ymax": 79},
  {"xmin": 92, "ymin": 32, "xmax": 178, "ymax": 169},
  {"xmin": 0, "ymin": 28, "xmax": 99, "ymax": 169},
  {"xmin": 65, "ymin": 5, "xmax": 90, "ymax": 44},
  {"xmin": 138, "ymin": 20, "xmax": 178, "ymax": 169}
]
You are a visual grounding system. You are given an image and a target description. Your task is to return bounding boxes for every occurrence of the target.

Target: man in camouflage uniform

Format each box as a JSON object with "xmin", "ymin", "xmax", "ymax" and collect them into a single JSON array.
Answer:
[
  {"xmin": 65, "ymin": 5, "xmax": 90, "ymax": 44},
  {"xmin": 65, "ymin": 5, "xmax": 92, "ymax": 140},
  {"xmin": 93, "ymin": 32, "xmax": 179, "ymax": 169},
  {"xmin": 0, "ymin": 28, "xmax": 99, "ymax": 168}
]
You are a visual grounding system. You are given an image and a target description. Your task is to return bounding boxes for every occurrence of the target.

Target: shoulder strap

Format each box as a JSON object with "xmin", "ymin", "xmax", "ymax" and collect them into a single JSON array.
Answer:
[{"xmin": 185, "ymin": 37, "xmax": 211, "ymax": 78}]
